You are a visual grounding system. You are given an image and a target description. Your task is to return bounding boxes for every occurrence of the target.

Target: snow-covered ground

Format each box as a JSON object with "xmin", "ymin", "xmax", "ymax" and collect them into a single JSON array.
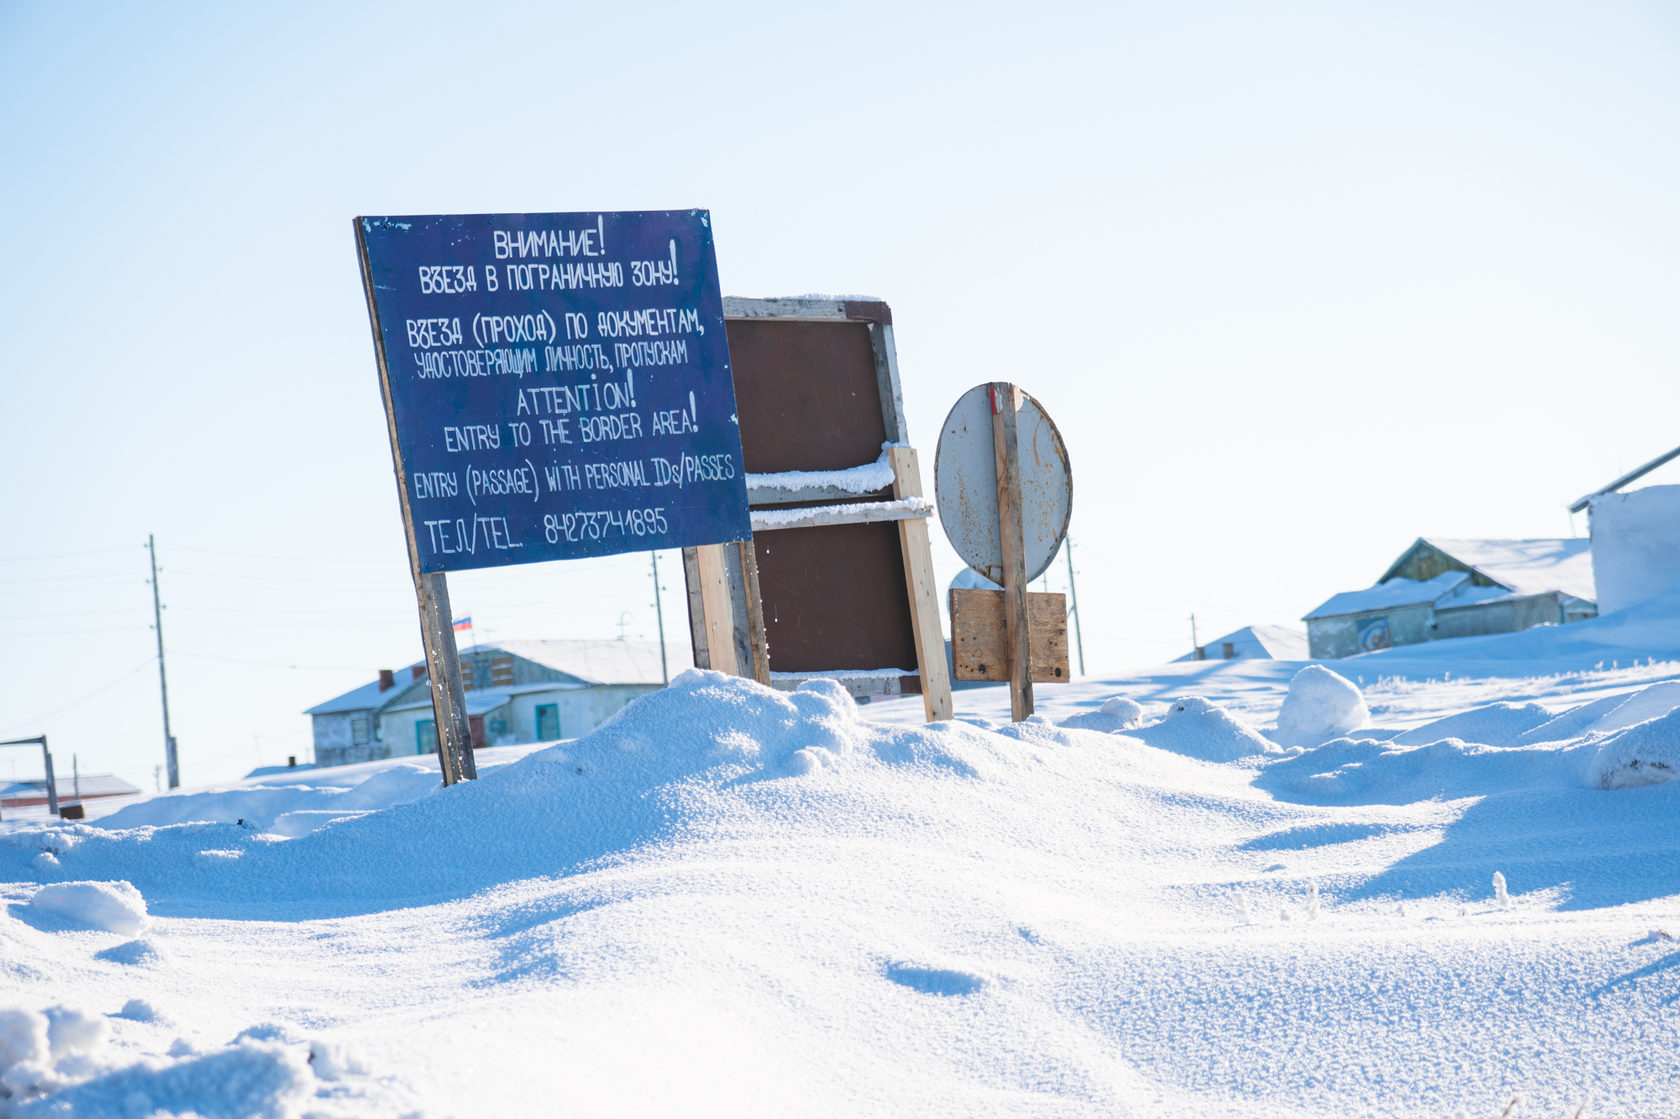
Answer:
[{"xmin": 6, "ymin": 594, "xmax": 1680, "ymax": 1116}]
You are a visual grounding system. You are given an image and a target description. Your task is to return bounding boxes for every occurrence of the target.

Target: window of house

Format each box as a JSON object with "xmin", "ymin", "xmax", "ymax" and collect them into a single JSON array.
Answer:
[
  {"xmin": 416, "ymin": 719, "xmax": 436, "ymax": 756},
  {"xmin": 351, "ymin": 715, "xmax": 370, "ymax": 746},
  {"xmin": 460, "ymin": 660, "xmax": 475, "ymax": 691},
  {"xmin": 490, "ymin": 656, "xmax": 515, "ymax": 686},
  {"xmin": 535, "ymin": 704, "xmax": 559, "ymax": 741}
]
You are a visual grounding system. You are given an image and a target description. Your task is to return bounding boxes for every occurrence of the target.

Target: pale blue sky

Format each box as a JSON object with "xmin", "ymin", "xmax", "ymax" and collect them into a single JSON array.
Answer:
[{"xmin": 3, "ymin": 1, "xmax": 1677, "ymax": 788}]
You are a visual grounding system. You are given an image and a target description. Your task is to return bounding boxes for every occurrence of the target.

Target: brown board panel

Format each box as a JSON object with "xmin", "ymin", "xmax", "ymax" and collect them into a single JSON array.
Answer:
[
  {"xmin": 949, "ymin": 588, "xmax": 1070, "ymax": 682},
  {"xmin": 725, "ymin": 319, "xmax": 888, "ymax": 474},
  {"xmin": 754, "ymin": 522, "xmax": 919, "ymax": 674}
]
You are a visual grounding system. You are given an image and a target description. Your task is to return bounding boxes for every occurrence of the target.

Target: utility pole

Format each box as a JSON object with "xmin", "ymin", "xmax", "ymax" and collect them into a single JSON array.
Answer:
[
  {"xmin": 1190, "ymin": 613, "xmax": 1201, "ymax": 660},
  {"xmin": 1065, "ymin": 539, "xmax": 1086, "ymax": 677},
  {"xmin": 148, "ymin": 535, "xmax": 179, "ymax": 788},
  {"xmin": 651, "ymin": 551, "xmax": 669, "ymax": 685}
]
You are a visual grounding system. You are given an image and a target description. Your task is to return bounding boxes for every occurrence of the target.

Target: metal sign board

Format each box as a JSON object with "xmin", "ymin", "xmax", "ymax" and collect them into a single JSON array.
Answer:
[
  {"xmin": 357, "ymin": 210, "xmax": 751, "ymax": 572},
  {"xmin": 934, "ymin": 384, "xmax": 1071, "ymax": 584}
]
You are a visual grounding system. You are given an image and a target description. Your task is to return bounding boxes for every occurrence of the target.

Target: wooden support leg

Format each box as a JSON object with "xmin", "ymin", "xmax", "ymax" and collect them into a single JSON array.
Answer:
[
  {"xmin": 990, "ymin": 383, "xmax": 1033, "ymax": 721},
  {"xmin": 737, "ymin": 540, "xmax": 772, "ymax": 685},
  {"xmin": 693, "ymin": 543, "xmax": 740, "ymax": 676},
  {"xmin": 415, "ymin": 570, "xmax": 477, "ymax": 783},
  {"xmin": 889, "ymin": 445, "xmax": 954, "ymax": 722}
]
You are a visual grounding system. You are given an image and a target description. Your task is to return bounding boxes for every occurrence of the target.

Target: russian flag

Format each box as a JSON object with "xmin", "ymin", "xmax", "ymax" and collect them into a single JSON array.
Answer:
[{"xmin": 452, "ymin": 616, "xmax": 473, "ymax": 633}]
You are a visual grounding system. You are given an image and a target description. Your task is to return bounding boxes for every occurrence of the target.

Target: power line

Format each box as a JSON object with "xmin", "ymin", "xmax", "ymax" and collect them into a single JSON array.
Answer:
[
  {"xmin": 0, "ymin": 658, "xmax": 154, "ymax": 739},
  {"xmin": 0, "ymin": 547, "xmax": 137, "ymax": 564},
  {"xmin": 170, "ymin": 649, "xmax": 385, "ymax": 672},
  {"xmin": 168, "ymin": 546, "xmax": 402, "ymax": 566},
  {"xmin": 0, "ymin": 572, "xmax": 141, "ymax": 587}
]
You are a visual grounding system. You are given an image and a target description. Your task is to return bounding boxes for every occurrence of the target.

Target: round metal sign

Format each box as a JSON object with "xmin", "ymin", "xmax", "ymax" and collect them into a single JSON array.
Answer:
[{"xmin": 934, "ymin": 384, "xmax": 1072, "ymax": 584}]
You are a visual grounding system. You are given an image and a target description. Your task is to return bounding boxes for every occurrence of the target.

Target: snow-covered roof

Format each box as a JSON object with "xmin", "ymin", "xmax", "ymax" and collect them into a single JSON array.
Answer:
[
  {"xmin": 486, "ymin": 640, "xmax": 668, "ymax": 686},
  {"xmin": 1304, "ymin": 572, "xmax": 1470, "ymax": 620},
  {"xmin": 1410, "ymin": 538, "xmax": 1596, "ymax": 603},
  {"xmin": 304, "ymin": 665, "xmax": 425, "ymax": 715},
  {"xmin": 1, "ymin": 775, "xmax": 141, "ymax": 801},
  {"xmin": 307, "ymin": 641, "xmax": 666, "ymax": 717},
  {"xmin": 1176, "ymin": 625, "xmax": 1309, "ymax": 661}
]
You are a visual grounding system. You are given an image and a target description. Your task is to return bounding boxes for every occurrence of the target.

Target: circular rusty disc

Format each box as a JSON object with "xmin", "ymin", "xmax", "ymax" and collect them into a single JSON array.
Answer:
[{"xmin": 934, "ymin": 384, "xmax": 1072, "ymax": 585}]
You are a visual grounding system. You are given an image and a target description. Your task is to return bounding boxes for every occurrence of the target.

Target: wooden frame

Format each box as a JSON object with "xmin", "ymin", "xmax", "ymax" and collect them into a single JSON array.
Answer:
[{"xmin": 685, "ymin": 297, "xmax": 952, "ymax": 721}]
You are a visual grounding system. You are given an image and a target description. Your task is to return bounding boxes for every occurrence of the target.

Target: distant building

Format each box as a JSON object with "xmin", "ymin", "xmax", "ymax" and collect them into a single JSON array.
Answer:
[
  {"xmin": 1, "ymin": 774, "xmax": 140, "ymax": 810},
  {"xmin": 1587, "ymin": 487, "xmax": 1680, "ymax": 614},
  {"xmin": 1176, "ymin": 625, "xmax": 1308, "ymax": 662},
  {"xmin": 1303, "ymin": 538, "xmax": 1597, "ymax": 659},
  {"xmin": 1569, "ymin": 445, "xmax": 1680, "ymax": 616},
  {"xmin": 305, "ymin": 640, "xmax": 668, "ymax": 769}
]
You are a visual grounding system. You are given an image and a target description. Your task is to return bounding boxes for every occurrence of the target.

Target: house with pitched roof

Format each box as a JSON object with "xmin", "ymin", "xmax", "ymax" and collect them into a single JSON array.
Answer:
[
  {"xmin": 1303, "ymin": 538, "xmax": 1597, "ymax": 659},
  {"xmin": 305, "ymin": 640, "xmax": 668, "ymax": 768},
  {"xmin": 1175, "ymin": 624, "xmax": 1309, "ymax": 663}
]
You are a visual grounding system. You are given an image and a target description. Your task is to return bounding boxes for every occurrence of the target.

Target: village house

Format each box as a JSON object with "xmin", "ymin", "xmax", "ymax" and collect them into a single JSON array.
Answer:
[
  {"xmin": 1303, "ymin": 538, "xmax": 1597, "ymax": 659},
  {"xmin": 305, "ymin": 640, "xmax": 668, "ymax": 768},
  {"xmin": 1177, "ymin": 625, "xmax": 1309, "ymax": 662},
  {"xmin": 0, "ymin": 773, "xmax": 141, "ymax": 811}
]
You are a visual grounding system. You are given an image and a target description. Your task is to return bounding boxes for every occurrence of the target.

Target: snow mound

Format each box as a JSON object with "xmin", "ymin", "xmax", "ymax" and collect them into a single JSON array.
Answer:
[
  {"xmin": 1057, "ymin": 696, "xmax": 1145, "ymax": 733},
  {"xmin": 1582, "ymin": 679, "xmax": 1680, "ymax": 737},
  {"xmin": 26, "ymin": 883, "xmax": 147, "ymax": 936},
  {"xmin": 94, "ymin": 762, "xmax": 440, "ymax": 836},
  {"xmin": 0, "ymin": 671, "xmax": 956, "ymax": 919},
  {"xmin": 0, "ymin": 1010, "xmax": 400, "ymax": 1117},
  {"xmin": 0, "ymin": 1006, "xmax": 109, "ymax": 1113},
  {"xmin": 1588, "ymin": 706, "xmax": 1680, "ymax": 789},
  {"xmin": 1274, "ymin": 666, "xmax": 1368, "ymax": 746},
  {"xmin": 16, "ymin": 1037, "xmax": 313, "ymax": 1119},
  {"xmin": 1391, "ymin": 702, "xmax": 1555, "ymax": 748},
  {"xmin": 91, "ymin": 939, "xmax": 165, "ymax": 968},
  {"xmin": 1508, "ymin": 682, "xmax": 1680, "ymax": 748},
  {"xmin": 114, "ymin": 1000, "xmax": 156, "ymax": 1024},
  {"xmin": 1131, "ymin": 697, "xmax": 1278, "ymax": 762},
  {"xmin": 1258, "ymin": 737, "xmax": 1597, "ymax": 806}
]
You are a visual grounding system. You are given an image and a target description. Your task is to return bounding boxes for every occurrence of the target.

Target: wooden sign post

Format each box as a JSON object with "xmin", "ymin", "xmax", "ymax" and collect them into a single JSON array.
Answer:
[{"xmin": 991, "ymin": 383, "xmax": 1034, "ymax": 720}]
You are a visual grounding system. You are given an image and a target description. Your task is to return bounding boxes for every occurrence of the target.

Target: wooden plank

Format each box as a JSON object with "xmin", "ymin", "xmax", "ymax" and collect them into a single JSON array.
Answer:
[
  {"xmin": 888, "ymin": 446, "xmax": 953, "ymax": 721},
  {"xmin": 750, "ymin": 499, "xmax": 930, "ymax": 533},
  {"xmin": 723, "ymin": 296, "xmax": 850, "ymax": 321},
  {"xmin": 745, "ymin": 478, "xmax": 891, "ymax": 507},
  {"xmin": 680, "ymin": 546, "xmax": 711, "ymax": 669},
  {"xmin": 769, "ymin": 671, "xmax": 914, "ymax": 697},
  {"xmin": 868, "ymin": 321, "xmax": 908, "ymax": 444},
  {"xmin": 990, "ymin": 382, "xmax": 1034, "ymax": 720},
  {"xmin": 949, "ymin": 588, "xmax": 1071, "ymax": 683},
  {"xmin": 722, "ymin": 296, "xmax": 891, "ymax": 323},
  {"xmin": 737, "ymin": 540, "xmax": 771, "ymax": 685},
  {"xmin": 694, "ymin": 543, "xmax": 740, "ymax": 676},
  {"xmin": 355, "ymin": 218, "xmax": 475, "ymax": 784}
]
